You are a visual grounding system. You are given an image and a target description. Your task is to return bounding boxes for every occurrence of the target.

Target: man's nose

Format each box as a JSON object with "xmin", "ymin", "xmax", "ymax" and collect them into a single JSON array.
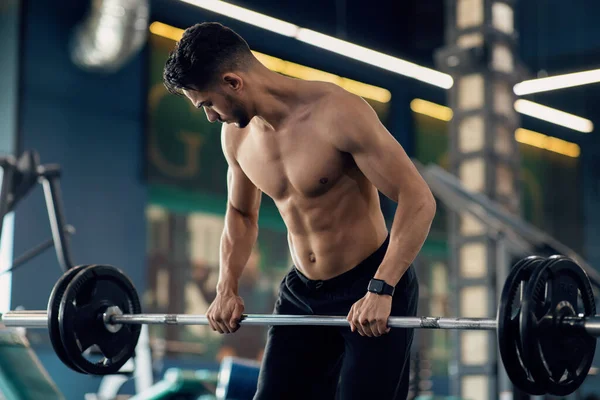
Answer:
[{"xmin": 204, "ymin": 108, "xmax": 219, "ymax": 123}]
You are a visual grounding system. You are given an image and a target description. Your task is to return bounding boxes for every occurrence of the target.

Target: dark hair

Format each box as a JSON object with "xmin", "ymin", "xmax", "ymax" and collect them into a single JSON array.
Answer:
[{"xmin": 163, "ymin": 22, "xmax": 253, "ymax": 95}]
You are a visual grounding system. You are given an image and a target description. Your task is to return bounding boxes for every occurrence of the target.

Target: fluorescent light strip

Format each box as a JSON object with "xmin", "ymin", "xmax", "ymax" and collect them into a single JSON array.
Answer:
[
  {"xmin": 515, "ymin": 128, "xmax": 581, "ymax": 158},
  {"xmin": 410, "ymin": 99, "xmax": 453, "ymax": 121},
  {"xmin": 252, "ymin": 52, "xmax": 392, "ymax": 103},
  {"xmin": 410, "ymin": 98, "xmax": 594, "ymax": 134},
  {"xmin": 149, "ymin": 22, "xmax": 392, "ymax": 103},
  {"xmin": 410, "ymin": 99, "xmax": 581, "ymax": 158},
  {"xmin": 514, "ymin": 69, "xmax": 600, "ymax": 95},
  {"xmin": 514, "ymin": 100, "xmax": 594, "ymax": 133},
  {"xmin": 178, "ymin": 0, "xmax": 299, "ymax": 37},
  {"xmin": 176, "ymin": 0, "xmax": 453, "ymax": 89},
  {"xmin": 295, "ymin": 29, "xmax": 453, "ymax": 89},
  {"xmin": 149, "ymin": 21, "xmax": 184, "ymax": 41}
]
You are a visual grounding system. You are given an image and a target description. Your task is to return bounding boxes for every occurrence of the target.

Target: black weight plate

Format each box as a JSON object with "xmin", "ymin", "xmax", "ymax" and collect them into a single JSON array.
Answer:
[
  {"xmin": 498, "ymin": 255, "xmax": 547, "ymax": 395},
  {"xmin": 521, "ymin": 256, "xmax": 596, "ymax": 396},
  {"xmin": 58, "ymin": 265, "xmax": 142, "ymax": 375},
  {"xmin": 47, "ymin": 265, "xmax": 89, "ymax": 374}
]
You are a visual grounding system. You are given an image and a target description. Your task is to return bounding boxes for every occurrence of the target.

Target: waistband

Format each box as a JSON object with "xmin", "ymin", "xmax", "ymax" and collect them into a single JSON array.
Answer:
[{"xmin": 294, "ymin": 234, "xmax": 391, "ymax": 291}]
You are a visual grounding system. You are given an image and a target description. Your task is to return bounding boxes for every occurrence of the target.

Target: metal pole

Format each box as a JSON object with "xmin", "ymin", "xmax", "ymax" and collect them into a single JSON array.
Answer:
[
  {"xmin": 1, "ymin": 311, "xmax": 497, "ymax": 330},
  {"xmin": 560, "ymin": 315, "xmax": 600, "ymax": 337},
  {"xmin": 111, "ymin": 314, "xmax": 500, "ymax": 329},
  {"xmin": 40, "ymin": 169, "xmax": 75, "ymax": 272},
  {"xmin": 585, "ymin": 316, "xmax": 600, "ymax": 335},
  {"xmin": 3, "ymin": 311, "xmax": 600, "ymax": 335},
  {"xmin": 0, "ymin": 311, "xmax": 47, "ymax": 328},
  {"xmin": 0, "ymin": 159, "xmax": 16, "ymax": 247},
  {"xmin": 7, "ymin": 226, "xmax": 75, "ymax": 272}
]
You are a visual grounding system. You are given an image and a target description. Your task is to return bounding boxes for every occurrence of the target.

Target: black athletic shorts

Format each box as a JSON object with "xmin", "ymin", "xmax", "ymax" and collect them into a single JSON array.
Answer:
[{"xmin": 254, "ymin": 234, "xmax": 419, "ymax": 400}]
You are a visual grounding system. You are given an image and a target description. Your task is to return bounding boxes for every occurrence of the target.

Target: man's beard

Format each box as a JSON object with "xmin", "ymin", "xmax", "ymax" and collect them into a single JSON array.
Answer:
[{"xmin": 231, "ymin": 103, "xmax": 251, "ymax": 128}]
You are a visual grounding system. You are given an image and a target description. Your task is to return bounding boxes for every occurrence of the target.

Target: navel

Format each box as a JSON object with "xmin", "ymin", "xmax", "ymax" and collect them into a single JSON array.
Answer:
[
  {"xmin": 308, "ymin": 252, "xmax": 317, "ymax": 263},
  {"xmin": 319, "ymin": 177, "xmax": 329, "ymax": 185}
]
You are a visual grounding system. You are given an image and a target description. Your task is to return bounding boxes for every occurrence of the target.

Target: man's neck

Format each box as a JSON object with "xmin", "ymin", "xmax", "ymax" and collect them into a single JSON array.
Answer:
[{"xmin": 249, "ymin": 68, "xmax": 300, "ymax": 131}]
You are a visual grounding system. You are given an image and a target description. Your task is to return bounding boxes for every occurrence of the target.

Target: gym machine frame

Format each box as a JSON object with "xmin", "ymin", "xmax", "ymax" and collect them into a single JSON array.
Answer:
[{"xmin": 0, "ymin": 151, "xmax": 75, "ymax": 273}]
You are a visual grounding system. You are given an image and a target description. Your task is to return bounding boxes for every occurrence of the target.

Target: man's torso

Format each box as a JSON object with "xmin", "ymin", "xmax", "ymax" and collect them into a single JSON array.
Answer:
[{"xmin": 227, "ymin": 82, "xmax": 389, "ymax": 280}]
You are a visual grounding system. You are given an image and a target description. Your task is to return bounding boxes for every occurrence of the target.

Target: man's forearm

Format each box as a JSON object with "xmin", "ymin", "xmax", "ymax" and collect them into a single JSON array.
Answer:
[
  {"xmin": 217, "ymin": 206, "xmax": 259, "ymax": 294},
  {"xmin": 374, "ymin": 194, "xmax": 436, "ymax": 286}
]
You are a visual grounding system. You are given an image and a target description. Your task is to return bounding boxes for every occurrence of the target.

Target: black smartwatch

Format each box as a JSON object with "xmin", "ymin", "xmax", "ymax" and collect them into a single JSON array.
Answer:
[{"xmin": 367, "ymin": 279, "xmax": 395, "ymax": 296}]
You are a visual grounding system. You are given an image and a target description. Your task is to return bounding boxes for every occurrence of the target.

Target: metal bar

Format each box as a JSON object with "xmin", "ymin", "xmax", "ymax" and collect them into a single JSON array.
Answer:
[
  {"xmin": 41, "ymin": 170, "xmax": 75, "ymax": 272},
  {"xmin": 425, "ymin": 163, "xmax": 600, "ymax": 289},
  {"xmin": 4, "ymin": 225, "xmax": 76, "ymax": 274},
  {"xmin": 1, "ymin": 310, "xmax": 497, "ymax": 330},
  {"xmin": 418, "ymin": 165, "xmax": 532, "ymax": 255},
  {"xmin": 7, "ymin": 310, "xmax": 600, "ymax": 335},
  {"xmin": 109, "ymin": 314, "xmax": 499, "ymax": 330},
  {"xmin": 584, "ymin": 316, "xmax": 600, "ymax": 336},
  {"xmin": 1, "ymin": 311, "xmax": 498, "ymax": 330},
  {"xmin": 0, "ymin": 160, "xmax": 16, "ymax": 246},
  {"xmin": 0, "ymin": 311, "xmax": 47, "ymax": 328}
]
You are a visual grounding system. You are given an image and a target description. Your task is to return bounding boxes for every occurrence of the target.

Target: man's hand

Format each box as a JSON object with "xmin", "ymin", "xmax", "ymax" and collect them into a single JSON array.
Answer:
[
  {"xmin": 206, "ymin": 291, "xmax": 245, "ymax": 334},
  {"xmin": 347, "ymin": 292, "xmax": 393, "ymax": 337}
]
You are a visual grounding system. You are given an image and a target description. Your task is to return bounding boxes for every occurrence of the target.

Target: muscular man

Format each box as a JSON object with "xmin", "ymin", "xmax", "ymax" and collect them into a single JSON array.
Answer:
[{"xmin": 163, "ymin": 22, "xmax": 436, "ymax": 400}]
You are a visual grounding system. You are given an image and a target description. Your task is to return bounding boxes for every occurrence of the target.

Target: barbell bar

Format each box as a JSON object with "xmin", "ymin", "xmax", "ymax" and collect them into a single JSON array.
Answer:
[
  {"xmin": 0, "ymin": 311, "xmax": 499, "ymax": 329},
  {"xmin": 3, "ymin": 310, "xmax": 600, "ymax": 335}
]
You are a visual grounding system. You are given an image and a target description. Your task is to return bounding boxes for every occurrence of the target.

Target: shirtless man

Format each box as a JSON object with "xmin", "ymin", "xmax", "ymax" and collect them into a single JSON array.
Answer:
[{"xmin": 163, "ymin": 22, "xmax": 436, "ymax": 400}]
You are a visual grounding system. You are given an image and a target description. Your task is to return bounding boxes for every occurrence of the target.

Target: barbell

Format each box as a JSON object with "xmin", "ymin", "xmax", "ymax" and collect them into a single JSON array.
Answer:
[{"xmin": 0, "ymin": 255, "xmax": 598, "ymax": 396}]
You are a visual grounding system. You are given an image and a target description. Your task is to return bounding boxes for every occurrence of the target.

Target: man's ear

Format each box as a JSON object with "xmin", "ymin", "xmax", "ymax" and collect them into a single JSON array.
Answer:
[{"xmin": 223, "ymin": 73, "xmax": 243, "ymax": 91}]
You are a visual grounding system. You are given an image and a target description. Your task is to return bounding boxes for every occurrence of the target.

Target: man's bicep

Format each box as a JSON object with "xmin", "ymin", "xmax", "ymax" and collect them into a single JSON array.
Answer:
[
  {"xmin": 221, "ymin": 125, "xmax": 262, "ymax": 218},
  {"xmin": 227, "ymin": 164, "xmax": 262, "ymax": 219}
]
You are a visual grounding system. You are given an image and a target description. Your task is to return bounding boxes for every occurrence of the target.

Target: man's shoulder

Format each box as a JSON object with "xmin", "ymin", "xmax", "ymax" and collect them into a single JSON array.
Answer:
[
  {"xmin": 297, "ymin": 82, "xmax": 358, "ymax": 123},
  {"xmin": 307, "ymin": 82, "xmax": 362, "ymax": 112},
  {"xmin": 304, "ymin": 81, "xmax": 350, "ymax": 102},
  {"xmin": 220, "ymin": 123, "xmax": 245, "ymax": 163},
  {"xmin": 221, "ymin": 122, "xmax": 243, "ymax": 138}
]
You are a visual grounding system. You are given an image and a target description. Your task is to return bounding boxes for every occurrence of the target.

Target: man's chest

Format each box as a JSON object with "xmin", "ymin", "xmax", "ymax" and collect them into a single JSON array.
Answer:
[{"xmin": 236, "ymin": 127, "xmax": 349, "ymax": 200}]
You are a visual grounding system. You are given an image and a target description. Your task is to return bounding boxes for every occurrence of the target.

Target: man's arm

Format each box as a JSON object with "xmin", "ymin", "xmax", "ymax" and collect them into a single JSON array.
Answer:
[
  {"xmin": 329, "ymin": 91, "xmax": 436, "ymax": 287},
  {"xmin": 206, "ymin": 125, "xmax": 261, "ymax": 334},
  {"xmin": 218, "ymin": 125, "xmax": 262, "ymax": 295}
]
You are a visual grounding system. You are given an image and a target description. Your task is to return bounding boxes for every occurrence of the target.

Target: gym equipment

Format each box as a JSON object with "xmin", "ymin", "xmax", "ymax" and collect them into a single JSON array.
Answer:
[
  {"xmin": 520, "ymin": 255, "xmax": 597, "ymax": 396},
  {"xmin": 497, "ymin": 255, "xmax": 546, "ymax": 395},
  {"xmin": 1, "ymin": 255, "xmax": 599, "ymax": 396},
  {"xmin": 0, "ymin": 150, "xmax": 76, "ymax": 274}
]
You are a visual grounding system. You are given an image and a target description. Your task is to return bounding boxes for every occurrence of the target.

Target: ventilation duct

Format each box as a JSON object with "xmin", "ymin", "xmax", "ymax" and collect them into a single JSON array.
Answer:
[{"xmin": 70, "ymin": 0, "xmax": 149, "ymax": 73}]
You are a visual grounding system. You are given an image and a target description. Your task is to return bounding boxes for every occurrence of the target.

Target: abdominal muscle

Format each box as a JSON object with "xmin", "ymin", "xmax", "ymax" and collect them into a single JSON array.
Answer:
[{"xmin": 277, "ymin": 180, "xmax": 389, "ymax": 281}]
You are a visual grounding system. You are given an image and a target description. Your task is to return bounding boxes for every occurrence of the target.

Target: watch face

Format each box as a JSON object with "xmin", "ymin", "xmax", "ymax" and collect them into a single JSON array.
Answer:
[{"xmin": 370, "ymin": 280, "xmax": 383, "ymax": 293}]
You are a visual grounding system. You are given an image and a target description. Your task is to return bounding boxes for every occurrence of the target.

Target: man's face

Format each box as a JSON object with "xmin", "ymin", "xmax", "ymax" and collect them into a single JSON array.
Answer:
[{"xmin": 183, "ymin": 80, "xmax": 252, "ymax": 128}]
